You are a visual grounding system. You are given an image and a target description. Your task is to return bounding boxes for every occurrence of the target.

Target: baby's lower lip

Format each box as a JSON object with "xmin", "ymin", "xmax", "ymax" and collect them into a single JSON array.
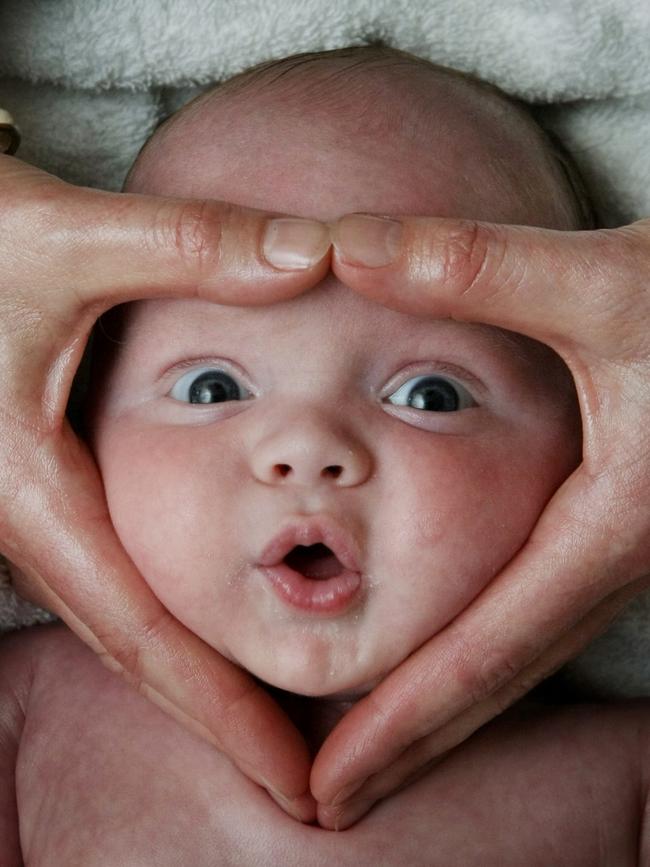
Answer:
[{"xmin": 260, "ymin": 563, "xmax": 362, "ymax": 614}]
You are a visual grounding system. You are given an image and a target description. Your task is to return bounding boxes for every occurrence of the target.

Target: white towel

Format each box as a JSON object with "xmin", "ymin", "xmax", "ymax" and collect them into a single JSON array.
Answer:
[
  {"xmin": 1, "ymin": 0, "xmax": 650, "ymax": 223},
  {"xmin": 0, "ymin": 0, "xmax": 649, "ymax": 696}
]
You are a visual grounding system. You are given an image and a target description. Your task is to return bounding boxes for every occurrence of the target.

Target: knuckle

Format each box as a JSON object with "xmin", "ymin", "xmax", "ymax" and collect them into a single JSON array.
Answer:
[
  {"xmin": 433, "ymin": 219, "xmax": 501, "ymax": 300},
  {"xmin": 167, "ymin": 200, "xmax": 224, "ymax": 274},
  {"xmin": 455, "ymin": 640, "xmax": 520, "ymax": 706}
]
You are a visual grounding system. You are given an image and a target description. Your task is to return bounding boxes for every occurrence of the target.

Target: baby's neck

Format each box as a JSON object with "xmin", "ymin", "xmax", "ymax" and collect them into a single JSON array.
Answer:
[{"xmin": 268, "ymin": 688, "xmax": 357, "ymax": 755}]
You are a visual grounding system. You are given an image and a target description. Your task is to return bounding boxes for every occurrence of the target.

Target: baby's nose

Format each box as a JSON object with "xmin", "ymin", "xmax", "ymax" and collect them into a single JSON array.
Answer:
[{"xmin": 250, "ymin": 414, "xmax": 372, "ymax": 488}]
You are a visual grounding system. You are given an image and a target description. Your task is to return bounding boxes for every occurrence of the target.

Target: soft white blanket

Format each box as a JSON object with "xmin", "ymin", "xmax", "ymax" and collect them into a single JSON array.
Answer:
[{"xmin": 0, "ymin": 0, "xmax": 649, "ymax": 696}]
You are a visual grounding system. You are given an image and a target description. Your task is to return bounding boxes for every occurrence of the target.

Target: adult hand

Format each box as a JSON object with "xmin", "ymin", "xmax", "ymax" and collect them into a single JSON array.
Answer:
[
  {"xmin": 311, "ymin": 212, "xmax": 650, "ymax": 828},
  {"xmin": 0, "ymin": 153, "xmax": 332, "ymax": 822}
]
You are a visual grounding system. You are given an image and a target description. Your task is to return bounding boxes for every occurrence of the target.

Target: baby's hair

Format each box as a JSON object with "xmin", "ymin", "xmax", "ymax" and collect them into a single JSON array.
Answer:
[{"xmin": 138, "ymin": 42, "xmax": 596, "ymax": 230}]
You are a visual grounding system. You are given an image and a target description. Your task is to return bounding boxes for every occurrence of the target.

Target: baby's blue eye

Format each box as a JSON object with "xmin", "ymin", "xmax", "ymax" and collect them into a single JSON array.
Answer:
[
  {"xmin": 169, "ymin": 367, "xmax": 247, "ymax": 404},
  {"xmin": 386, "ymin": 375, "xmax": 476, "ymax": 412}
]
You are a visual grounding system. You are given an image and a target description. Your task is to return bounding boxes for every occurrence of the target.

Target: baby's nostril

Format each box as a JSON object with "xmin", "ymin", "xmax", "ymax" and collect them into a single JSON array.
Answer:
[
  {"xmin": 275, "ymin": 463, "xmax": 292, "ymax": 478},
  {"xmin": 323, "ymin": 465, "xmax": 343, "ymax": 479}
]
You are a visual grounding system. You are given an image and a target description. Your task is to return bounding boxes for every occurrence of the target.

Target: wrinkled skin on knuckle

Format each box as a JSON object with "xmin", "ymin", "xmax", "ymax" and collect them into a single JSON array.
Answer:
[
  {"xmin": 455, "ymin": 639, "xmax": 521, "ymax": 708},
  {"xmin": 165, "ymin": 199, "xmax": 224, "ymax": 280},
  {"xmin": 409, "ymin": 219, "xmax": 501, "ymax": 317},
  {"xmin": 441, "ymin": 220, "xmax": 495, "ymax": 298},
  {"xmin": 441, "ymin": 220, "xmax": 482, "ymax": 286}
]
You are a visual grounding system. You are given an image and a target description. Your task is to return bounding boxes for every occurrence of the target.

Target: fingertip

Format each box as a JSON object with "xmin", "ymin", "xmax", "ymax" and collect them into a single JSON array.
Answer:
[
  {"xmin": 317, "ymin": 797, "xmax": 376, "ymax": 831},
  {"xmin": 262, "ymin": 217, "xmax": 332, "ymax": 271},
  {"xmin": 328, "ymin": 779, "xmax": 365, "ymax": 808},
  {"xmin": 331, "ymin": 213, "xmax": 403, "ymax": 269},
  {"xmin": 268, "ymin": 787, "xmax": 317, "ymax": 824}
]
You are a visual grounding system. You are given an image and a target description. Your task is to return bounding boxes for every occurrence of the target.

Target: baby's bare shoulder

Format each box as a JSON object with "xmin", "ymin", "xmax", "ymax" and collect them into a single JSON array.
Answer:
[{"xmin": 0, "ymin": 623, "xmax": 74, "ymax": 865}]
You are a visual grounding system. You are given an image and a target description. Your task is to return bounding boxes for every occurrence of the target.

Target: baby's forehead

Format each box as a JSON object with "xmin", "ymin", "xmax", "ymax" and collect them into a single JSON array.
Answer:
[
  {"xmin": 93, "ymin": 290, "xmax": 574, "ymax": 424},
  {"xmin": 127, "ymin": 53, "xmax": 580, "ymax": 231},
  {"xmin": 112, "ymin": 287, "xmax": 554, "ymax": 378}
]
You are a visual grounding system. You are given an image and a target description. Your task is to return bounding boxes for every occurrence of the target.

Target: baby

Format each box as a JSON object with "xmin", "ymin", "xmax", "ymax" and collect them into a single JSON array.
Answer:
[{"xmin": 2, "ymin": 45, "xmax": 650, "ymax": 865}]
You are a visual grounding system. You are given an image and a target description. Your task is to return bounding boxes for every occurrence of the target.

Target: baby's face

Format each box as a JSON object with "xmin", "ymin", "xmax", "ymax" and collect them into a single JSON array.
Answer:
[
  {"xmin": 91, "ymin": 283, "xmax": 578, "ymax": 697},
  {"xmin": 89, "ymin": 56, "xmax": 582, "ymax": 697}
]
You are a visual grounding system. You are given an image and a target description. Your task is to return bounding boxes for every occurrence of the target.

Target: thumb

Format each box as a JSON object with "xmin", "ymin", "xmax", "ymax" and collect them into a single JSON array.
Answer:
[{"xmin": 331, "ymin": 213, "xmax": 650, "ymax": 353}]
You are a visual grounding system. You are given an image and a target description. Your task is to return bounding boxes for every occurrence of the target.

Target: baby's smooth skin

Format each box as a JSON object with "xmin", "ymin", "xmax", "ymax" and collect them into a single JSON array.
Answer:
[
  {"xmin": 2, "ymin": 47, "xmax": 650, "ymax": 865},
  {"xmin": 89, "ymin": 286, "xmax": 577, "ymax": 702}
]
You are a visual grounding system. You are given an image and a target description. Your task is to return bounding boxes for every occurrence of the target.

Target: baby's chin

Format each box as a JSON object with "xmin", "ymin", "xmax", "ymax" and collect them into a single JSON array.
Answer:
[{"xmin": 229, "ymin": 646, "xmax": 388, "ymax": 701}]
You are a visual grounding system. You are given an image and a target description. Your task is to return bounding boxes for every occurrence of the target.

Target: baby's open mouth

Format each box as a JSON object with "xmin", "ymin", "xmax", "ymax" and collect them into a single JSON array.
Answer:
[
  {"xmin": 259, "ymin": 521, "xmax": 362, "ymax": 613},
  {"xmin": 283, "ymin": 543, "xmax": 345, "ymax": 580}
]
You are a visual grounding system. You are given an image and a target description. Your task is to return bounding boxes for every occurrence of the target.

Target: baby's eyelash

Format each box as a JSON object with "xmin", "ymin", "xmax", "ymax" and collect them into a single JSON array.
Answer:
[
  {"xmin": 159, "ymin": 356, "xmax": 254, "ymax": 388},
  {"xmin": 160, "ymin": 356, "xmax": 230, "ymax": 378},
  {"xmin": 382, "ymin": 362, "xmax": 487, "ymax": 402}
]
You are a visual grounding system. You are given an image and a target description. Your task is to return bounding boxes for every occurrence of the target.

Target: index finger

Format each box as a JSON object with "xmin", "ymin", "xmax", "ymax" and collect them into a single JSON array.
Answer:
[
  {"xmin": 331, "ymin": 213, "xmax": 650, "ymax": 354},
  {"xmin": 1, "ymin": 156, "xmax": 332, "ymax": 311}
]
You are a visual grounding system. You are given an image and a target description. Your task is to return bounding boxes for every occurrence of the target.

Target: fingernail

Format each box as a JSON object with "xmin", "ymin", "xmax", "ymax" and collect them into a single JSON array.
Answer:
[
  {"xmin": 263, "ymin": 218, "xmax": 331, "ymax": 270},
  {"xmin": 333, "ymin": 214, "xmax": 402, "ymax": 268}
]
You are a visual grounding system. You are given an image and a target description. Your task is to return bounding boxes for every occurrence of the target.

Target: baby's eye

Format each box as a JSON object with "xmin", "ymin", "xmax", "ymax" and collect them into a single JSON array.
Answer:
[
  {"xmin": 169, "ymin": 367, "xmax": 249, "ymax": 404},
  {"xmin": 386, "ymin": 374, "xmax": 476, "ymax": 412}
]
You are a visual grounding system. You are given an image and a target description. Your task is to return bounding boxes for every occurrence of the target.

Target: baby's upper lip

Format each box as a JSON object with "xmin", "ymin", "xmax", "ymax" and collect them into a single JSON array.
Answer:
[{"xmin": 258, "ymin": 516, "xmax": 362, "ymax": 573}]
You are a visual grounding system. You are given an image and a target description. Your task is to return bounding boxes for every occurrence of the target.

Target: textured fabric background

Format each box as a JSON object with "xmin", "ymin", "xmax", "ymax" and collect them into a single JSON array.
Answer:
[{"xmin": 2, "ymin": 0, "xmax": 650, "ymax": 224}]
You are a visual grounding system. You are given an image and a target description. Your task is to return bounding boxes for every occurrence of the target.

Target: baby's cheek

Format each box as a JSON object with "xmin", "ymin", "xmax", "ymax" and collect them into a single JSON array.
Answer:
[
  {"xmin": 93, "ymin": 422, "xmax": 244, "ymax": 628},
  {"xmin": 377, "ymin": 435, "xmax": 565, "ymax": 633}
]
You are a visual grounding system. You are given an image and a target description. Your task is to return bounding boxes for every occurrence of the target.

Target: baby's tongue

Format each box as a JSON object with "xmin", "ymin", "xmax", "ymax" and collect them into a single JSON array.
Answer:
[{"xmin": 284, "ymin": 543, "xmax": 344, "ymax": 579}]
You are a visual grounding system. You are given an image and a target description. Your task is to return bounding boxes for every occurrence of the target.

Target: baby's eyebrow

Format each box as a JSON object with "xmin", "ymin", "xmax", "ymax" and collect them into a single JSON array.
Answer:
[
  {"xmin": 475, "ymin": 324, "xmax": 575, "ymax": 394},
  {"xmin": 404, "ymin": 319, "xmax": 531, "ymax": 363},
  {"xmin": 483, "ymin": 327, "xmax": 531, "ymax": 355},
  {"xmin": 462, "ymin": 322, "xmax": 538, "ymax": 359}
]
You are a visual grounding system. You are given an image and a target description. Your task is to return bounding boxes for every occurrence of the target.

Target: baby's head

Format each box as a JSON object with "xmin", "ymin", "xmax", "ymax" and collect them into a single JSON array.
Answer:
[{"xmin": 87, "ymin": 46, "xmax": 584, "ymax": 698}]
